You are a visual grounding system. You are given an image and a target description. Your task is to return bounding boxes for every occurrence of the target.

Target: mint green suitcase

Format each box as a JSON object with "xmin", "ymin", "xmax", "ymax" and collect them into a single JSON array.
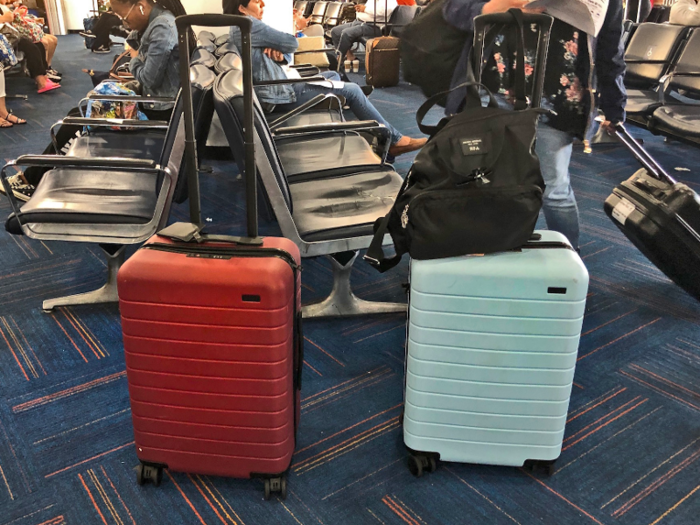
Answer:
[{"xmin": 403, "ymin": 231, "xmax": 589, "ymax": 476}]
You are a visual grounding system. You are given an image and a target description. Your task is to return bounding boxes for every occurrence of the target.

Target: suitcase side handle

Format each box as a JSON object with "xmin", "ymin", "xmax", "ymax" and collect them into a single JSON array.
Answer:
[{"xmin": 613, "ymin": 122, "xmax": 677, "ymax": 185}]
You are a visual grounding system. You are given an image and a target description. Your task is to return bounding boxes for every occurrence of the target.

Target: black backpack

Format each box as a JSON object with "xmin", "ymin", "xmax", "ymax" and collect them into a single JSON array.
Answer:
[
  {"xmin": 399, "ymin": 0, "xmax": 470, "ymax": 102},
  {"xmin": 365, "ymin": 12, "xmax": 546, "ymax": 272}
]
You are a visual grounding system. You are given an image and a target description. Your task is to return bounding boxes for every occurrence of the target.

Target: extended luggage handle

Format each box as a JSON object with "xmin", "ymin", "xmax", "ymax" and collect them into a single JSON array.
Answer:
[
  {"xmin": 612, "ymin": 122, "xmax": 677, "ymax": 185},
  {"xmin": 473, "ymin": 10, "xmax": 553, "ymax": 110},
  {"xmin": 175, "ymin": 15, "xmax": 259, "ymax": 240}
]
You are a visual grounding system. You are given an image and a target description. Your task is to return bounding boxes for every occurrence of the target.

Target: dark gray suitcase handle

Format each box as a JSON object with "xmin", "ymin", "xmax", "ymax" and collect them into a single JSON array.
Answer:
[{"xmin": 613, "ymin": 122, "xmax": 677, "ymax": 185}]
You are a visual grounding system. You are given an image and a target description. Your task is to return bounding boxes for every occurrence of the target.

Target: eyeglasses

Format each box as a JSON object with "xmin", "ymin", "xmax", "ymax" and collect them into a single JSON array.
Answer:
[{"xmin": 116, "ymin": 2, "xmax": 137, "ymax": 23}]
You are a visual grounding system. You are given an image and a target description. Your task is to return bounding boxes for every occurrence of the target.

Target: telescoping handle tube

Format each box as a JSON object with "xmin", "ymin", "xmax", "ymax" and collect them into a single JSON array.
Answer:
[
  {"xmin": 175, "ymin": 14, "xmax": 258, "ymax": 239},
  {"xmin": 612, "ymin": 122, "xmax": 677, "ymax": 185},
  {"xmin": 473, "ymin": 11, "xmax": 553, "ymax": 109}
]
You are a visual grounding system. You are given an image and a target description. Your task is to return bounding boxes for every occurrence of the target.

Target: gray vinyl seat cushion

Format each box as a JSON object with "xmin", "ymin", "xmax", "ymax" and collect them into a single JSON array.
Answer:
[
  {"xmin": 625, "ymin": 89, "xmax": 661, "ymax": 116},
  {"xmin": 6, "ymin": 168, "xmax": 159, "ymax": 233},
  {"xmin": 652, "ymin": 105, "xmax": 700, "ymax": 137},
  {"xmin": 275, "ymin": 134, "xmax": 382, "ymax": 179},
  {"xmin": 289, "ymin": 169, "xmax": 403, "ymax": 242},
  {"xmin": 65, "ymin": 130, "xmax": 166, "ymax": 160},
  {"xmin": 270, "ymin": 110, "xmax": 342, "ymax": 128}
]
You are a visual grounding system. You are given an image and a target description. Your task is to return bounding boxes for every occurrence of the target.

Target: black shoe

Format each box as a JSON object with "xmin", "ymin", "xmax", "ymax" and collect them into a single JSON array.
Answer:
[
  {"xmin": 92, "ymin": 45, "xmax": 111, "ymax": 54},
  {"xmin": 361, "ymin": 85, "xmax": 374, "ymax": 97},
  {"xmin": 47, "ymin": 68, "xmax": 62, "ymax": 78},
  {"xmin": 46, "ymin": 71, "xmax": 61, "ymax": 82},
  {"xmin": 79, "ymin": 30, "xmax": 95, "ymax": 38}
]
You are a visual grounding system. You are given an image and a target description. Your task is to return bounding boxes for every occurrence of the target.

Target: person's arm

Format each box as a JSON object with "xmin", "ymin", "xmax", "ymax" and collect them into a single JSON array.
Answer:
[
  {"xmin": 250, "ymin": 18, "xmax": 298, "ymax": 54},
  {"xmin": 669, "ymin": 0, "xmax": 700, "ymax": 25},
  {"xmin": 129, "ymin": 19, "xmax": 175, "ymax": 92},
  {"xmin": 596, "ymin": 0, "xmax": 626, "ymax": 125},
  {"xmin": 443, "ymin": 0, "xmax": 528, "ymax": 32},
  {"xmin": 0, "ymin": 6, "xmax": 14, "ymax": 24}
]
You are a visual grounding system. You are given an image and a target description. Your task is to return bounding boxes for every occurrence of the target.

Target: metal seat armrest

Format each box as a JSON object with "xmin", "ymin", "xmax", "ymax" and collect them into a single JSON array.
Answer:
[
  {"xmin": 255, "ymin": 76, "xmax": 326, "ymax": 86},
  {"xmin": 11, "ymin": 155, "xmax": 158, "ymax": 170},
  {"xmin": 294, "ymin": 48, "xmax": 336, "ymax": 55},
  {"xmin": 269, "ymin": 94, "xmax": 342, "ymax": 130},
  {"xmin": 50, "ymin": 118, "xmax": 170, "ymax": 152},
  {"xmin": 274, "ymin": 120, "xmax": 381, "ymax": 135},
  {"xmin": 79, "ymin": 94, "xmax": 176, "ymax": 116}
]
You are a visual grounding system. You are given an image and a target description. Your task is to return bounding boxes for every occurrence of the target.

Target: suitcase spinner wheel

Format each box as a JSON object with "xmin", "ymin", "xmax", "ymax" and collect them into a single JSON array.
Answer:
[
  {"xmin": 407, "ymin": 452, "xmax": 438, "ymax": 478},
  {"xmin": 136, "ymin": 462, "xmax": 164, "ymax": 487},
  {"xmin": 263, "ymin": 475, "xmax": 288, "ymax": 501},
  {"xmin": 523, "ymin": 459, "xmax": 557, "ymax": 476}
]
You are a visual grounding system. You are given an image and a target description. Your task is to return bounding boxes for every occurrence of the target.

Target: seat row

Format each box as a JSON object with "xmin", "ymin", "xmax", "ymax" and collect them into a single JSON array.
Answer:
[
  {"xmin": 623, "ymin": 22, "xmax": 700, "ymax": 146},
  {"xmin": 0, "ymin": 42, "xmax": 405, "ymax": 318}
]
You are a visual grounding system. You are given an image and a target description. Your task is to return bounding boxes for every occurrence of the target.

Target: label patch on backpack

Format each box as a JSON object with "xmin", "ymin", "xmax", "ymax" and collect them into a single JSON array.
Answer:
[
  {"xmin": 612, "ymin": 198, "xmax": 636, "ymax": 225},
  {"xmin": 461, "ymin": 138, "xmax": 486, "ymax": 156}
]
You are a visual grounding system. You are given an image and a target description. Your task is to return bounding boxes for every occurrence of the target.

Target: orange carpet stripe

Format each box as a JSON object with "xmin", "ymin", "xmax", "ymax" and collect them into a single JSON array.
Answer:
[
  {"xmin": 302, "ymin": 366, "xmax": 387, "ymax": 402},
  {"xmin": 0, "ymin": 464, "xmax": 13, "ymax": 500},
  {"xmin": 78, "ymin": 473, "xmax": 109, "ymax": 525},
  {"xmin": 563, "ymin": 399, "xmax": 648, "ymax": 451},
  {"xmin": 67, "ymin": 308, "xmax": 108, "ymax": 358},
  {"xmin": 629, "ymin": 365, "xmax": 700, "ymax": 400},
  {"xmin": 581, "ymin": 310, "xmax": 636, "ymax": 337},
  {"xmin": 677, "ymin": 338, "xmax": 700, "ymax": 351},
  {"xmin": 445, "ymin": 468, "xmax": 522, "ymax": 524},
  {"xmin": 2, "ymin": 317, "xmax": 38, "ymax": 379},
  {"xmin": 14, "ymin": 371, "xmax": 127, "ymax": 413},
  {"xmin": 522, "ymin": 470, "xmax": 605, "ymax": 525},
  {"xmin": 19, "ymin": 236, "xmax": 39, "ymax": 258},
  {"xmin": 51, "ymin": 315, "xmax": 88, "ymax": 363},
  {"xmin": 382, "ymin": 496, "xmax": 419, "ymax": 525},
  {"xmin": 304, "ymin": 360, "xmax": 323, "ymax": 377},
  {"xmin": 302, "ymin": 376, "xmax": 394, "ymax": 415},
  {"xmin": 88, "ymin": 469, "xmax": 123, "ymax": 525},
  {"xmin": 649, "ymin": 484, "xmax": 700, "ymax": 525},
  {"xmin": 602, "ymin": 436, "xmax": 700, "ymax": 510},
  {"xmin": 294, "ymin": 417, "xmax": 399, "ymax": 469},
  {"xmin": 0, "ymin": 322, "xmax": 29, "ymax": 381},
  {"xmin": 294, "ymin": 420, "xmax": 400, "ymax": 474},
  {"xmin": 188, "ymin": 474, "xmax": 228, "ymax": 525},
  {"xmin": 567, "ymin": 388, "xmax": 627, "ymax": 423},
  {"xmin": 197, "ymin": 476, "xmax": 238, "ymax": 525},
  {"xmin": 35, "ymin": 517, "xmax": 65, "ymax": 525},
  {"xmin": 34, "ymin": 408, "xmax": 131, "ymax": 446},
  {"xmin": 278, "ymin": 501, "xmax": 303, "ymax": 524},
  {"xmin": 620, "ymin": 371, "xmax": 700, "ymax": 411},
  {"xmin": 322, "ymin": 459, "xmax": 403, "ymax": 501},
  {"xmin": 304, "ymin": 337, "xmax": 345, "ymax": 367},
  {"xmin": 166, "ymin": 471, "xmax": 208, "ymax": 525},
  {"xmin": 613, "ymin": 448, "xmax": 700, "ymax": 518},
  {"xmin": 204, "ymin": 477, "xmax": 246, "ymax": 525},
  {"xmin": 296, "ymin": 403, "xmax": 402, "ymax": 454},
  {"xmin": 61, "ymin": 310, "xmax": 100, "ymax": 360},
  {"xmin": 581, "ymin": 246, "xmax": 612, "ymax": 260},
  {"xmin": 100, "ymin": 467, "xmax": 137, "ymax": 525},
  {"xmin": 12, "ymin": 317, "xmax": 46, "ymax": 375},
  {"xmin": 45, "ymin": 441, "xmax": 133, "ymax": 478},
  {"xmin": 392, "ymin": 496, "xmax": 427, "ymax": 525},
  {"xmin": 302, "ymin": 368, "xmax": 392, "ymax": 409},
  {"xmin": 577, "ymin": 318, "xmax": 661, "ymax": 361},
  {"xmin": 354, "ymin": 323, "xmax": 405, "ymax": 344},
  {"xmin": 565, "ymin": 397, "xmax": 642, "ymax": 442}
]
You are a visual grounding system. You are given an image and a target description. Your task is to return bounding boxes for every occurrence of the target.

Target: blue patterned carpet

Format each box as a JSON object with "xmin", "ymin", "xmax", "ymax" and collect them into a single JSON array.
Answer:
[{"xmin": 0, "ymin": 35, "xmax": 699, "ymax": 525}]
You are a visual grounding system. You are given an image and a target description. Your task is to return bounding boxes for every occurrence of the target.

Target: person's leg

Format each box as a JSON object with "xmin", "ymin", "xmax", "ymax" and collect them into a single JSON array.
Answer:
[
  {"xmin": 92, "ymin": 12, "xmax": 120, "ymax": 49},
  {"xmin": 330, "ymin": 21, "xmax": 357, "ymax": 51},
  {"xmin": 17, "ymin": 37, "xmax": 55, "ymax": 91},
  {"xmin": 41, "ymin": 34, "xmax": 57, "ymax": 66},
  {"xmin": 334, "ymin": 21, "xmax": 365, "ymax": 60},
  {"xmin": 280, "ymin": 80, "xmax": 404, "ymax": 144},
  {"xmin": 535, "ymin": 123, "xmax": 580, "ymax": 250}
]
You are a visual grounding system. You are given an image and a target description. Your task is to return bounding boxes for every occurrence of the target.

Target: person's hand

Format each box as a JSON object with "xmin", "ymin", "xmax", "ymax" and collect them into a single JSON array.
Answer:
[
  {"xmin": 599, "ymin": 120, "xmax": 619, "ymax": 135},
  {"xmin": 129, "ymin": 47, "xmax": 139, "ymax": 58},
  {"xmin": 264, "ymin": 48, "xmax": 284, "ymax": 62},
  {"xmin": 355, "ymin": 5, "xmax": 366, "ymax": 12},
  {"xmin": 482, "ymin": 0, "xmax": 531, "ymax": 15}
]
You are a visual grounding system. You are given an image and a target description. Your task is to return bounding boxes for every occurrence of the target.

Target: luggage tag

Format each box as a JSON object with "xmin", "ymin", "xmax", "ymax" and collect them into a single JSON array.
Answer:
[{"xmin": 157, "ymin": 222, "xmax": 202, "ymax": 242}]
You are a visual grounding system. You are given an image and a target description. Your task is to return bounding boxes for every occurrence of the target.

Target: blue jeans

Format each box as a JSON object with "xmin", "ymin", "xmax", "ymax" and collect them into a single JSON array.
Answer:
[
  {"xmin": 535, "ymin": 123, "xmax": 580, "ymax": 250},
  {"xmin": 330, "ymin": 20, "xmax": 381, "ymax": 58},
  {"xmin": 276, "ymin": 71, "xmax": 403, "ymax": 144}
]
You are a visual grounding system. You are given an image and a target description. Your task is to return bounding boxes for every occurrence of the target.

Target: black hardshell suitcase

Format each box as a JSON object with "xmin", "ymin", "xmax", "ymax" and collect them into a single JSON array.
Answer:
[{"xmin": 603, "ymin": 124, "xmax": 700, "ymax": 301}]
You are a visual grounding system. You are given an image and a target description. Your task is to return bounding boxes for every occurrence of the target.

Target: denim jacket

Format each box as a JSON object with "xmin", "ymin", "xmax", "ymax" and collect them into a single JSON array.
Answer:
[
  {"xmin": 127, "ymin": 5, "xmax": 180, "ymax": 110},
  {"xmin": 443, "ymin": 0, "xmax": 626, "ymax": 136},
  {"xmin": 230, "ymin": 17, "xmax": 299, "ymax": 105}
]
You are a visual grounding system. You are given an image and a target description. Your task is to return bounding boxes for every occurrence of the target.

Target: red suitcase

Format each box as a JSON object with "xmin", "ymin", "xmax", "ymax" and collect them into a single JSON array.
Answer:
[{"xmin": 117, "ymin": 14, "xmax": 303, "ymax": 500}]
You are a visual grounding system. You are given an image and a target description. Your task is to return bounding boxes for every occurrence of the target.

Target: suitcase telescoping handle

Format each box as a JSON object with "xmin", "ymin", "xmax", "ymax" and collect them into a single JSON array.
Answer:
[
  {"xmin": 175, "ymin": 15, "xmax": 259, "ymax": 240},
  {"xmin": 612, "ymin": 122, "xmax": 677, "ymax": 185},
  {"xmin": 473, "ymin": 10, "xmax": 553, "ymax": 109}
]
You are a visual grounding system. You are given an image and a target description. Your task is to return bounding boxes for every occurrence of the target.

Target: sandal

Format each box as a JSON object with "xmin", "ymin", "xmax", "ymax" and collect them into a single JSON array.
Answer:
[
  {"xmin": 1, "ymin": 111, "xmax": 26, "ymax": 125},
  {"xmin": 0, "ymin": 118, "xmax": 12, "ymax": 128}
]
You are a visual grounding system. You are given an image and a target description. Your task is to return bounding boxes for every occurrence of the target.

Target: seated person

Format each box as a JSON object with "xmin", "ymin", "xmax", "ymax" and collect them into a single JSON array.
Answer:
[
  {"xmin": 80, "ymin": 8, "xmax": 129, "ymax": 53},
  {"xmin": 669, "ymin": 0, "xmax": 700, "ymax": 25},
  {"xmin": 330, "ymin": 0, "xmax": 397, "ymax": 66},
  {"xmin": 0, "ymin": 4, "xmax": 59, "ymax": 92},
  {"xmin": 225, "ymin": 0, "xmax": 426, "ymax": 157},
  {"xmin": 13, "ymin": 0, "xmax": 188, "ymax": 201},
  {"xmin": 0, "ymin": 0, "xmax": 60, "ymax": 79},
  {"xmin": 0, "ymin": 69, "xmax": 26, "ymax": 128}
]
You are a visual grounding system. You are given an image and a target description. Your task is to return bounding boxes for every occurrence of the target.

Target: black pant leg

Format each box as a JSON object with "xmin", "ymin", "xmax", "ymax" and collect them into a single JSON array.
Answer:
[{"xmin": 17, "ymin": 37, "xmax": 46, "ymax": 78}]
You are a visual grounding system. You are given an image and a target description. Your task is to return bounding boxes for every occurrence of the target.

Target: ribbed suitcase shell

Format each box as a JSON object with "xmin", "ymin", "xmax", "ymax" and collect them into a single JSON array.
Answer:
[
  {"xmin": 403, "ymin": 231, "xmax": 589, "ymax": 466},
  {"xmin": 118, "ymin": 235, "xmax": 301, "ymax": 478}
]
